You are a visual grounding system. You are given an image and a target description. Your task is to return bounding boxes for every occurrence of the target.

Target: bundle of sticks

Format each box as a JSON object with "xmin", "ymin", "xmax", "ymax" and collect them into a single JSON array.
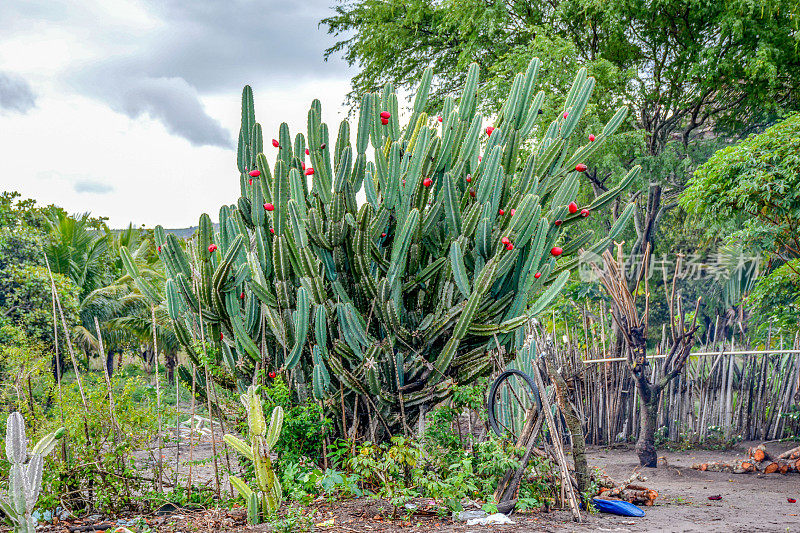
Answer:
[
  {"xmin": 593, "ymin": 471, "xmax": 659, "ymax": 506},
  {"xmin": 692, "ymin": 444, "xmax": 800, "ymax": 474}
]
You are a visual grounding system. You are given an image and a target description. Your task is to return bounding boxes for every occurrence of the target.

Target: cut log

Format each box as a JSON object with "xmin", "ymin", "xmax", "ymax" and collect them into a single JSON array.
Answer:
[
  {"xmin": 778, "ymin": 445, "xmax": 800, "ymax": 461},
  {"xmin": 693, "ymin": 458, "xmax": 798, "ymax": 474},
  {"xmin": 592, "ymin": 472, "xmax": 658, "ymax": 506},
  {"xmin": 692, "ymin": 460, "xmax": 756, "ymax": 474},
  {"xmin": 748, "ymin": 444, "xmax": 771, "ymax": 463},
  {"xmin": 776, "ymin": 459, "xmax": 797, "ymax": 474},
  {"xmin": 597, "ymin": 485, "xmax": 658, "ymax": 506},
  {"xmin": 692, "ymin": 461, "xmax": 738, "ymax": 473}
]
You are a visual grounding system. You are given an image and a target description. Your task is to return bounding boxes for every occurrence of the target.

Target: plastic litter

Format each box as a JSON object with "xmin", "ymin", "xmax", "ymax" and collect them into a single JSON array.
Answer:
[
  {"xmin": 466, "ymin": 513, "xmax": 514, "ymax": 525},
  {"xmin": 592, "ymin": 498, "xmax": 646, "ymax": 517}
]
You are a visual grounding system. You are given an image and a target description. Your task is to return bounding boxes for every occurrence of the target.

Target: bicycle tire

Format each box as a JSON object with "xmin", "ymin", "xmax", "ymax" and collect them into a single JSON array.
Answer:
[{"xmin": 487, "ymin": 369, "xmax": 542, "ymax": 438}]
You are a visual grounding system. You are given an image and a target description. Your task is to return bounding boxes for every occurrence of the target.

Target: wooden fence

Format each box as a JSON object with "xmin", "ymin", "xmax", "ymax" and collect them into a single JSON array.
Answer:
[{"xmin": 538, "ymin": 328, "xmax": 800, "ymax": 445}]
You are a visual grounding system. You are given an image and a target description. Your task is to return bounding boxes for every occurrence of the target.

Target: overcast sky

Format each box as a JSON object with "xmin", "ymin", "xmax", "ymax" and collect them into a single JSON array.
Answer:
[{"xmin": 0, "ymin": 0, "xmax": 354, "ymax": 228}]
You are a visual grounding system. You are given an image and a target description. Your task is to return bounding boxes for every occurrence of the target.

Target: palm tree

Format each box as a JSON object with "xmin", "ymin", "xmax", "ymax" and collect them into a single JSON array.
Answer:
[
  {"xmin": 82, "ymin": 233, "xmax": 181, "ymax": 380},
  {"xmin": 42, "ymin": 208, "xmax": 109, "ymax": 299}
]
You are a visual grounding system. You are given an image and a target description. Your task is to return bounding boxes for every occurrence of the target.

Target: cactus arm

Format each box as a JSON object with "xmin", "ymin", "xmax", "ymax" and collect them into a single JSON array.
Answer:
[
  {"xmin": 228, "ymin": 475, "xmax": 254, "ymax": 500},
  {"xmin": 5, "ymin": 413, "xmax": 26, "ymax": 464},
  {"xmin": 0, "ymin": 496, "xmax": 19, "ymax": 527},
  {"xmin": 223, "ymin": 435, "xmax": 254, "ymax": 461},
  {"xmin": 265, "ymin": 405, "xmax": 284, "ymax": 450},
  {"xmin": 284, "ymin": 287, "xmax": 310, "ymax": 370},
  {"xmin": 30, "ymin": 427, "xmax": 64, "ymax": 457},
  {"xmin": 24, "ymin": 454, "xmax": 43, "ymax": 512}
]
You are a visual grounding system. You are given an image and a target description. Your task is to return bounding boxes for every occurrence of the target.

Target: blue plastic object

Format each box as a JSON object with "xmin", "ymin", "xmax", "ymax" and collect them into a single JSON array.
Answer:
[{"xmin": 591, "ymin": 498, "xmax": 646, "ymax": 517}]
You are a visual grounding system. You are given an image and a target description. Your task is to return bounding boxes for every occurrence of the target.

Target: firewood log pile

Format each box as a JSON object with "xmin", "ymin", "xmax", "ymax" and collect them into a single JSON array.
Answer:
[
  {"xmin": 593, "ymin": 471, "xmax": 660, "ymax": 506},
  {"xmin": 692, "ymin": 444, "xmax": 800, "ymax": 475}
]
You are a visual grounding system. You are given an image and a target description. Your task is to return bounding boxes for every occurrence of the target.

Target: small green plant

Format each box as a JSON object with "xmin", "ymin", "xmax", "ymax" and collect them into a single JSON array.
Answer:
[
  {"xmin": 0, "ymin": 412, "xmax": 64, "ymax": 533},
  {"xmin": 223, "ymin": 385, "xmax": 284, "ymax": 524},
  {"xmin": 281, "ymin": 462, "xmax": 362, "ymax": 504},
  {"xmin": 262, "ymin": 377, "xmax": 332, "ymax": 465},
  {"xmin": 268, "ymin": 504, "xmax": 315, "ymax": 533}
]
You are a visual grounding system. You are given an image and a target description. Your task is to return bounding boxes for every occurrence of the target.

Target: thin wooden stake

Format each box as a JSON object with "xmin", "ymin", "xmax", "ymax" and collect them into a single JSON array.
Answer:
[
  {"xmin": 529, "ymin": 342, "xmax": 582, "ymax": 523},
  {"xmin": 151, "ymin": 307, "xmax": 163, "ymax": 493}
]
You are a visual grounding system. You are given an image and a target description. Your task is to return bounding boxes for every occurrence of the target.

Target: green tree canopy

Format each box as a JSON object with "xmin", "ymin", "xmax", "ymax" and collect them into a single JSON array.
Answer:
[
  {"xmin": 323, "ymin": 0, "xmax": 800, "ymax": 260},
  {"xmin": 681, "ymin": 113, "xmax": 800, "ymax": 263}
]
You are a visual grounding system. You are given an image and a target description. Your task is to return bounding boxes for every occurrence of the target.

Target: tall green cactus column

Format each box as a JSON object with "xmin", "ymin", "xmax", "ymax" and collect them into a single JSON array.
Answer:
[{"xmin": 134, "ymin": 58, "xmax": 639, "ymax": 438}]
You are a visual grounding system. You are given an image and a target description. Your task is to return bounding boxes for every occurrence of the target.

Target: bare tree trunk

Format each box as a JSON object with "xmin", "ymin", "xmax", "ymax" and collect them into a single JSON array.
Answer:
[{"xmin": 636, "ymin": 391, "xmax": 659, "ymax": 468}]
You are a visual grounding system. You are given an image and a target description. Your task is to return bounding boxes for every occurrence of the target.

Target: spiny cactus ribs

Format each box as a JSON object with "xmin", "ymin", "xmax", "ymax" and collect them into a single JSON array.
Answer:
[
  {"xmin": 1, "ymin": 413, "xmax": 64, "ymax": 533},
  {"xmin": 224, "ymin": 386, "xmax": 284, "ymax": 523},
  {"xmin": 127, "ymin": 59, "xmax": 639, "ymax": 439}
]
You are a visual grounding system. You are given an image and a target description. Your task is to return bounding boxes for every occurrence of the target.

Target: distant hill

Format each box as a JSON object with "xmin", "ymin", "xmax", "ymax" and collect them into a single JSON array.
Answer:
[
  {"xmin": 163, "ymin": 226, "xmax": 199, "ymax": 239},
  {"xmin": 109, "ymin": 223, "xmax": 218, "ymax": 240}
]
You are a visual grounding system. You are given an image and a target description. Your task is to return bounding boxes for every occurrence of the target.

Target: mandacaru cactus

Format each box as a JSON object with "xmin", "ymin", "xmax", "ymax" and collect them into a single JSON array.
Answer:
[
  {"xmin": 0, "ymin": 413, "xmax": 64, "ymax": 533},
  {"xmin": 124, "ymin": 58, "xmax": 639, "ymax": 437},
  {"xmin": 223, "ymin": 386, "xmax": 283, "ymax": 523}
]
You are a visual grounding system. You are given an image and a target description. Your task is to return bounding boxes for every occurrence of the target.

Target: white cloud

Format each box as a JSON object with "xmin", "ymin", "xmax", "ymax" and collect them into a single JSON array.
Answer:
[
  {"xmin": 73, "ymin": 179, "xmax": 114, "ymax": 194},
  {"xmin": 0, "ymin": 0, "xmax": 357, "ymax": 228}
]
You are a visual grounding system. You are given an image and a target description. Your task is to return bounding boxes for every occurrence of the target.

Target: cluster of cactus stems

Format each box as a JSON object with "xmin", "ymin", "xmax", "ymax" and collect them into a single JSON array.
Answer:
[
  {"xmin": 223, "ymin": 386, "xmax": 283, "ymax": 523},
  {"xmin": 124, "ymin": 58, "xmax": 638, "ymax": 436},
  {"xmin": 0, "ymin": 413, "xmax": 64, "ymax": 533}
]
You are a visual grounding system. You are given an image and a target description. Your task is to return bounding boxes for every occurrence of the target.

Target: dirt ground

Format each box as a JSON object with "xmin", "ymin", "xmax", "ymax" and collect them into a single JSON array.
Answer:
[{"xmin": 40, "ymin": 440, "xmax": 800, "ymax": 533}]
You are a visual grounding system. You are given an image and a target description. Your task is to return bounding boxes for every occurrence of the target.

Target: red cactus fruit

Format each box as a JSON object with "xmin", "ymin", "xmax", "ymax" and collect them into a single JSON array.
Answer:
[
  {"xmin": 240, "ymin": 292, "xmax": 245, "ymax": 299},
  {"xmin": 220, "ymin": 332, "xmax": 224, "ymax": 341},
  {"xmin": 563, "ymin": 111, "xmax": 568, "ymax": 119},
  {"xmin": 505, "ymin": 243, "xmax": 514, "ymax": 251},
  {"xmin": 380, "ymin": 111, "xmax": 391, "ymax": 119},
  {"xmin": 381, "ymin": 232, "xmax": 386, "ymax": 237},
  {"xmin": 466, "ymin": 175, "xmax": 472, "ymax": 183},
  {"xmin": 305, "ymin": 167, "xmax": 314, "ymax": 176},
  {"xmin": 437, "ymin": 115, "xmax": 443, "ymax": 122},
  {"xmin": 381, "ymin": 117, "xmax": 389, "ymax": 125},
  {"xmin": 269, "ymin": 228, "xmax": 275, "ymax": 234},
  {"xmin": 485, "ymin": 126, "xmax": 495, "ymax": 136},
  {"xmin": 501, "ymin": 237, "xmax": 510, "ymax": 245},
  {"xmin": 789, "ymin": 498, "xmax": 796, "ymax": 503},
  {"xmin": 575, "ymin": 163, "xmax": 587, "ymax": 172},
  {"xmin": 551, "ymin": 246, "xmax": 563, "ymax": 256},
  {"xmin": 305, "ymin": 148, "xmax": 310, "ymax": 155},
  {"xmin": 157, "ymin": 246, "xmax": 161, "ymax": 253},
  {"xmin": 478, "ymin": 156, "xmax": 482, "ymax": 162},
  {"xmin": 555, "ymin": 219, "xmax": 563, "ymax": 226},
  {"xmin": 249, "ymin": 169, "xmax": 261, "ymax": 177},
  {"xmin": 269, "ymin": 371, "xmax": 276, "ymax": 379},
  {"xmin": 588, "ymin": 134, "xmax": 595, "ymax": 142},
  {"xmin": 534, "ymin": 272, "xmax": 541, "ymax": 279},
  {"xmin": 248, "ymin": 179, "xmax": 252, "ymax": 185},
  {"xmin": 581, "ymin": 209, "xmax": 589, "ymax": 217},
  {"xmin": 264, "ymin": 203, "xmax": 274, "ymax": 211},
  {"xmin": 423, "ymin": 178, "xmax": 432, "ymax": 187},
  {"xmin": 402, "ymin": 179, "xmax": 406, "ymax": 186},
  {"xmin": 469, "ymin": 188, "xmax": 476, "ymax": 198},
  {"xmin": 498, "ymin": 209, "xmax": 505, "ymax": 215},
  {"xmin": 208, "ymin": 244, "xmax": 217, "ymax": 253},
  {"xmin": 510, "ymin": 209, "xmax": 516, "ymax": 216},
  {"xmin": 272, "ymin": 139, "xmax": 280, "ymax": 148},
  {"xmin": 568, "ymin": 202, "xmax": 578, "ymax": 214},
  {"xmin": 301, "ymin": 162, "xmax": 306, "ymax": 171}
]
